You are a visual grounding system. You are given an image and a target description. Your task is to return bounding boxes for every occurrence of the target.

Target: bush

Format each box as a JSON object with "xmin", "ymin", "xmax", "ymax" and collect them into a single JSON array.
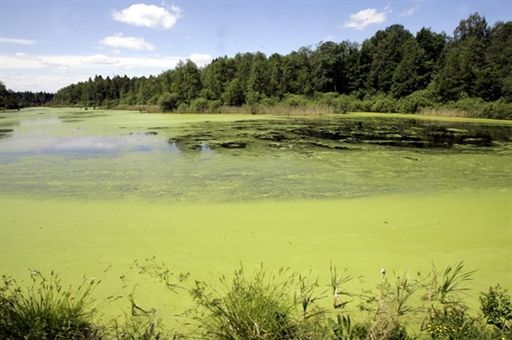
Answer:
[
  {"xmin": 0, "ymin": 271, "xmax": 102, "ymax": 339},
  {"xmin": 282, "ymin": 94, "xmax": 310, "ymax": 108},
  {"xmin": 190, "ymin": 97, "xmax": 209, "ymax": 113},
  {"xmin": 158, "ymin": 92, "xmax": 179, "ymax": 112},
  {"xmin": 176, "ymin": 103, "xmax": 189, "ymax": 113},
  {"xmin": 333, "ymin": 95, "xmax": 359, "ymax": 113},
  {"xmin": 480, "ymin": 284, "xmax": 512, "ymax": 332},
  {"xmin": 397, "ymin": 89, "xmax": 435, "ymax": 113},
  {"xmin": 370, "ymin": 95, "xmax": 398, "ymax": 113},
  {"xmin": 190, "ymin": 267, "xmax": 326, "ymax": 339},
  {"xmin": 425, "ymin": 305, "xmax": 483, "ymax": 339},
  {"xmin": 208, "ymin": 99, "xmax": 222, "ymax": 113},
  {"xmin": 481, "ymin": 99, "xmax": 512, "ymax": 119},
  {"xmin": 446, "ymin": 97, "xmax": 486, "ymax": 117}
]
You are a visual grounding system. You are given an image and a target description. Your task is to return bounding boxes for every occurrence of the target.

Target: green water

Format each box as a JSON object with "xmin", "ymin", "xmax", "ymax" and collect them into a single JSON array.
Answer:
[{"xmin": 0, "ymin": 107, "xmax": 511, "ymax": 319}]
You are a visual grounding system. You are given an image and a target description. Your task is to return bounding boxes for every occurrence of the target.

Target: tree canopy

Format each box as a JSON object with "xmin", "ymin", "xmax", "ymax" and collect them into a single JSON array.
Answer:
[{"xmin": 4, "ymin": 13, "xmax": 508, "ymax": 113}]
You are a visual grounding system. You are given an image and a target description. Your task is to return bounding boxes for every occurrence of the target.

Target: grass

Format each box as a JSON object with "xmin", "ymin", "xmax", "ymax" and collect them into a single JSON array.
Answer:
[
  {"xmin": 0, "ymin": 271, "xmax": 102, "ymax": 339},
  {"xmin": 2, "ymin": 263, "xmax": 511, "ymax": 339}
]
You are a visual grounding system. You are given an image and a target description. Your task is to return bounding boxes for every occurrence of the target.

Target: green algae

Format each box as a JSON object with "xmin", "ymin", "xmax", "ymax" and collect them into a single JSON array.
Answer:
[
  {"xmin": 0, "ymin": 107, "xmax": 511, "ymax": 319},
  {"xmin": 1, "ymin": 108, "xmax": 511, "ymax": 202}
]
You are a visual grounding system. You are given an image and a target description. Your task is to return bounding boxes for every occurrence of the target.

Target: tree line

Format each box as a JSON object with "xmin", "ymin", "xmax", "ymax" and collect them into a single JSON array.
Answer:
[
  {"xmin": 0, "ymin": 81, "xmax": 54, "ymax": 110},
  {"xmin": 6, "ymin": 13, "xmax": 512, "ymax": 117}
]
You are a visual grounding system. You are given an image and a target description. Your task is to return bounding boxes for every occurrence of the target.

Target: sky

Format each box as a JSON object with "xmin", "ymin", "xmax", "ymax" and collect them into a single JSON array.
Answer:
[{"xmin": 1, "ymin": 0, "xmax": 511, "ymax": 92}]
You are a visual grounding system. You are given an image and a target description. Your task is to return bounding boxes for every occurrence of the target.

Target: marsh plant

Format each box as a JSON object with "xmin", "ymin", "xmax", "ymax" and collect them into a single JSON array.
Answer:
[
  {"xmin": 189, "ymin": 266, "xmax": 328, "ymax": 339},
  {"xmin": 2, "ymin": 261, "xmax": 511, "ymax": 339},
  {"xmin": 480, "ymin": 284, "xmax": 512, "ymax": 337},
  {"xmin": 0, "ymin": 270, "xmax": 102, "ymax": 339}
]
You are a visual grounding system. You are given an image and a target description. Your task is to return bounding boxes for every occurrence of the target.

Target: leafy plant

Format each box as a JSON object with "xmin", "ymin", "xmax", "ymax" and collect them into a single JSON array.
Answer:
[
  {"xmin": 480, "ymin": 284, "xmax": 512, "ymax": 332},
  {"xmin": 0, "ymin": 271, "xmax": 102, "ymax": 339}
]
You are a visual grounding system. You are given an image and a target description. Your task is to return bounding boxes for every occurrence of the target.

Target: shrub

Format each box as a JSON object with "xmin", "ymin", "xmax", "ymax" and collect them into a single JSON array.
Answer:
[
  {"xmin": 189, "ymin": 267, "xmax": 326, "ymax": 339},
  {"xmin": 480, "ymin": 99, "xmax": 512, "ymax": 120},
  {"xmin": 282, "ymin": 94, "xmax": 310, "ymax": 108},
  {"xmin": 176, "ymin": 103, "xmax": 189, "ymax": 113},
  {"xmin": 425, "ymin": 304, "xmax": 483, "ymax": 339},
  {"xmin": 370, "ymin": 95, "xmax": 399, "ymax": 113},
  {"xmin": 158, "ymin": 92, "xmax": 179, "ymax": 112},
  {"xmin": 480, "ymin": 284, "xmax": 512, "ymax": 332},
  {"xmin": 0, "ymin": 271, "xmax": 102, "ymax": 339},
  {"xmin": 190, "ymin": 97, "xmax": 209, "ymax": 113},
  {"xmin": 397, "ymin": 89, "xmax": 435, "ymax": 113},
  {"xmin": 208, "ymin": 99, "xmax": 222, "ymax": 113},
  {"xmin": 333, "ymin": 95, "xmax": 360, "ymax": 113},
  {"xmin": 260, "ymin": 96, "xmax": 279, "ymax": 107},
  {"xmin": 446, "ymin": 97, "xmax": 485, "ymax": 117}
]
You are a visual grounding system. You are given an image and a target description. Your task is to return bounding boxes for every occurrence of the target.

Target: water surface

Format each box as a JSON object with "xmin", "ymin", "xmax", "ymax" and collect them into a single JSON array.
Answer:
[{"xmin": 0, "ymin": 108, "xmax": 511, "ymax": 317}]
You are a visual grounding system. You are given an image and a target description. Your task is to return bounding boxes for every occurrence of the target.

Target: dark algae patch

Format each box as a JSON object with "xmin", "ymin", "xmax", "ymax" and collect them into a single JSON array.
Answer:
[
  {"xmin": 165, "ymin": 116, "xmax": 512, "ymax": 153},
  {"xmin": 0, "ymin": 128, "xmax": 13, "ymax": 139}
]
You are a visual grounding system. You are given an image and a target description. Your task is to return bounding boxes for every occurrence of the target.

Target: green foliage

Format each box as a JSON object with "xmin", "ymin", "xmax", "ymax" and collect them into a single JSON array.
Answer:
[
  {"xmin": 0, "ymin": 81, "xmax": 52, "ymax": 109},
  {"xmin": 208, "ymin": 99, "xmax": 222, "ymax": 113},
  {"xmin": 158, "ymin": 92, "xmax": 179, "ymax": 112},
  {"xmin": 110, "ymin": 315, "xmax": 165, "ymax": 340},
  {"xmin": 480, "ymin": 284, "xmax": 512, "ymax": 332},
  {"xmin": 49, "ymin": 13, "xmax": 511, "ymax": 119},
  {"xmin": 2, "ymin": 262, "xmax": 511, "ymax": 339},
  {"xmin": 282, "ymin": 94, "xmax": 310, "ymax": 107},
  {"xmin": 420, "ymin": 262, "xmax": 483, "ymax": 339},
  {"xmin": 480, "ymin": 99, "xmax": 512, "ymax": 120},
  {"xmin": 328, "ymin": 314, "xmax": 370, "ymax": 340},
  {"xmin": 425, "ymin": 305, "xmax": 483, "ymax": 339},
  {"xmin": 223, "ymin": 78, "xmax": 246, "ymax": 106},
  {"xmin": 397, "ymin": 89, "xmax": 435, "ymax": 113},
  {"xmin": 0, "ymin": 271, "xmax": 102, "ymax": 339},
  {"xmin": 370, "ymin": 95, "xmax": 398, "ymax": 113},
  {"xmin": 445, "ymin": 97, "xmax": 486, "ymax": 117},
  {"xmin": 189, "ymin": 267, "xmax": 326, "ymax": 339},
  {"xmin": 170, "ymin": 61, "xmax": 203, "ymax": 104},
  {"xmin": 189, "ymin": 97, "xmax": 209, "ymax": 113}
]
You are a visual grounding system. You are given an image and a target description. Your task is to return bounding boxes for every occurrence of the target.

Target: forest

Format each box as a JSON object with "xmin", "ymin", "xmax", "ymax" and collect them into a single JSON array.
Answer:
[
  {"xmin": 0, "ymin": 82, "xmax": 53, "ymax": 110},
  {"xmin": 2, "ymin": 13, "xmax": 512, "ymax": 118}
]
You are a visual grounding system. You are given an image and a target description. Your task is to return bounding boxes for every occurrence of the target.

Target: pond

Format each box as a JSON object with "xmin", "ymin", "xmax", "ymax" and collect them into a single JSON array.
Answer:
[{"xmin": 0, "ymin": 107, "xmax": 511, "ymax": 316}]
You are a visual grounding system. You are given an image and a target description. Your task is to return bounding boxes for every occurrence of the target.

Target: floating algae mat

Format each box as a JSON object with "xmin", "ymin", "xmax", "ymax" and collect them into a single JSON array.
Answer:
[{"xmin": 0, "ymin": 108, "xmax": 511, "ymax": 316}]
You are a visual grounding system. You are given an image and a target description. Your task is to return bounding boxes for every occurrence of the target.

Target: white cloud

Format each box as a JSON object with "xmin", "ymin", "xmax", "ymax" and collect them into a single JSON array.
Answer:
[
  {"xmin": 113, "ymin": 3, "xmax": 182, "ymax": 29},
  {"xmin": 0, "ymin": 52, "xmax": 213, "ymax": 92},
  {"xmin": 400, "ymin": 8, "xmax": 417, "ymax": 17},
  {"xmin": 400, "ymin": 0, "xmax": 425, "ymax": 17},
  {"xmin": 1, "ymin": 74, "xmax": 88, "ymax": 92},
  {"xmin": 100, "ymin": 33, "xmax": 154, "ymax": 51},
  {"xmin": 0, "ymin": 37, "xmax": 36, "ymax": 45},
  {"xmin": 344, "ymin": 8, "xmax": 387, "ymax": 30},
  {"xmin": 189, "ymin": 53, "xmax": 214, "ymax": 66},
  {"xmin": 1, "ymin": 53, "xmax": 212, "ymax": 71}
]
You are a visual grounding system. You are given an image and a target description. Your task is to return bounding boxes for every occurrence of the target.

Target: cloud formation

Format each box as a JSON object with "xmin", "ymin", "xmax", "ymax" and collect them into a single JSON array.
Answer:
[
  {"xmin": 1, "ymin": 53, "xmax": 212, "ymax": 70},
  {"xmin": 400, "ymin": 0, "xmax": 425, "ymax": 17},
  {"xmin": 113, "ymin": 3, "xmax": 182, "ymax": 29},
  {"xmin": 1, "ymin": 52, "xmax": 213, "ymax": 91},
  {"xmin": 0, "ymin": 37, "xmax": 36, "ymax": 45},
  {"xmin": 344, "ymin": 8, "xmax": 387, "ymax": 30},
  {"xmin": 100, "ymin": 33, "xmax": 154, "ymax": 51}
]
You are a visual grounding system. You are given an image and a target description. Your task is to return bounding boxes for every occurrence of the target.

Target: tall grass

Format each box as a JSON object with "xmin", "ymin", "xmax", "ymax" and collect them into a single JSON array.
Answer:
[
  {"xmin": 0, "ymin": 270, "xmax": 102, "ymax": 339},
  {"xmin": 2, "ymin": 261, "xmax": 511, "ymax": 339},
  {"xmin": 189, "ymin": 266, "xmax": 328, "ymax": 339}
]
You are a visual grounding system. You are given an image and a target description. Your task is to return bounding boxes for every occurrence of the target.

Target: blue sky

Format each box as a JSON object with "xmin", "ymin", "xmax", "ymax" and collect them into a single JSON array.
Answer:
[{"xmin": 1, "ymin": 0, "xmax": 511, "ymax": 92}]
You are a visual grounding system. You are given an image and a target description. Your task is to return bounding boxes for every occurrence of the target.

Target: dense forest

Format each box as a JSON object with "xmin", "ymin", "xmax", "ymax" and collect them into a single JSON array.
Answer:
[
  {"xmin": 4, "ymin": 13, "xmax": 512, "ymax": 118},
  {"xmin": 0, "ymin": 81, "xmax": 53, "ymax": 110}
]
